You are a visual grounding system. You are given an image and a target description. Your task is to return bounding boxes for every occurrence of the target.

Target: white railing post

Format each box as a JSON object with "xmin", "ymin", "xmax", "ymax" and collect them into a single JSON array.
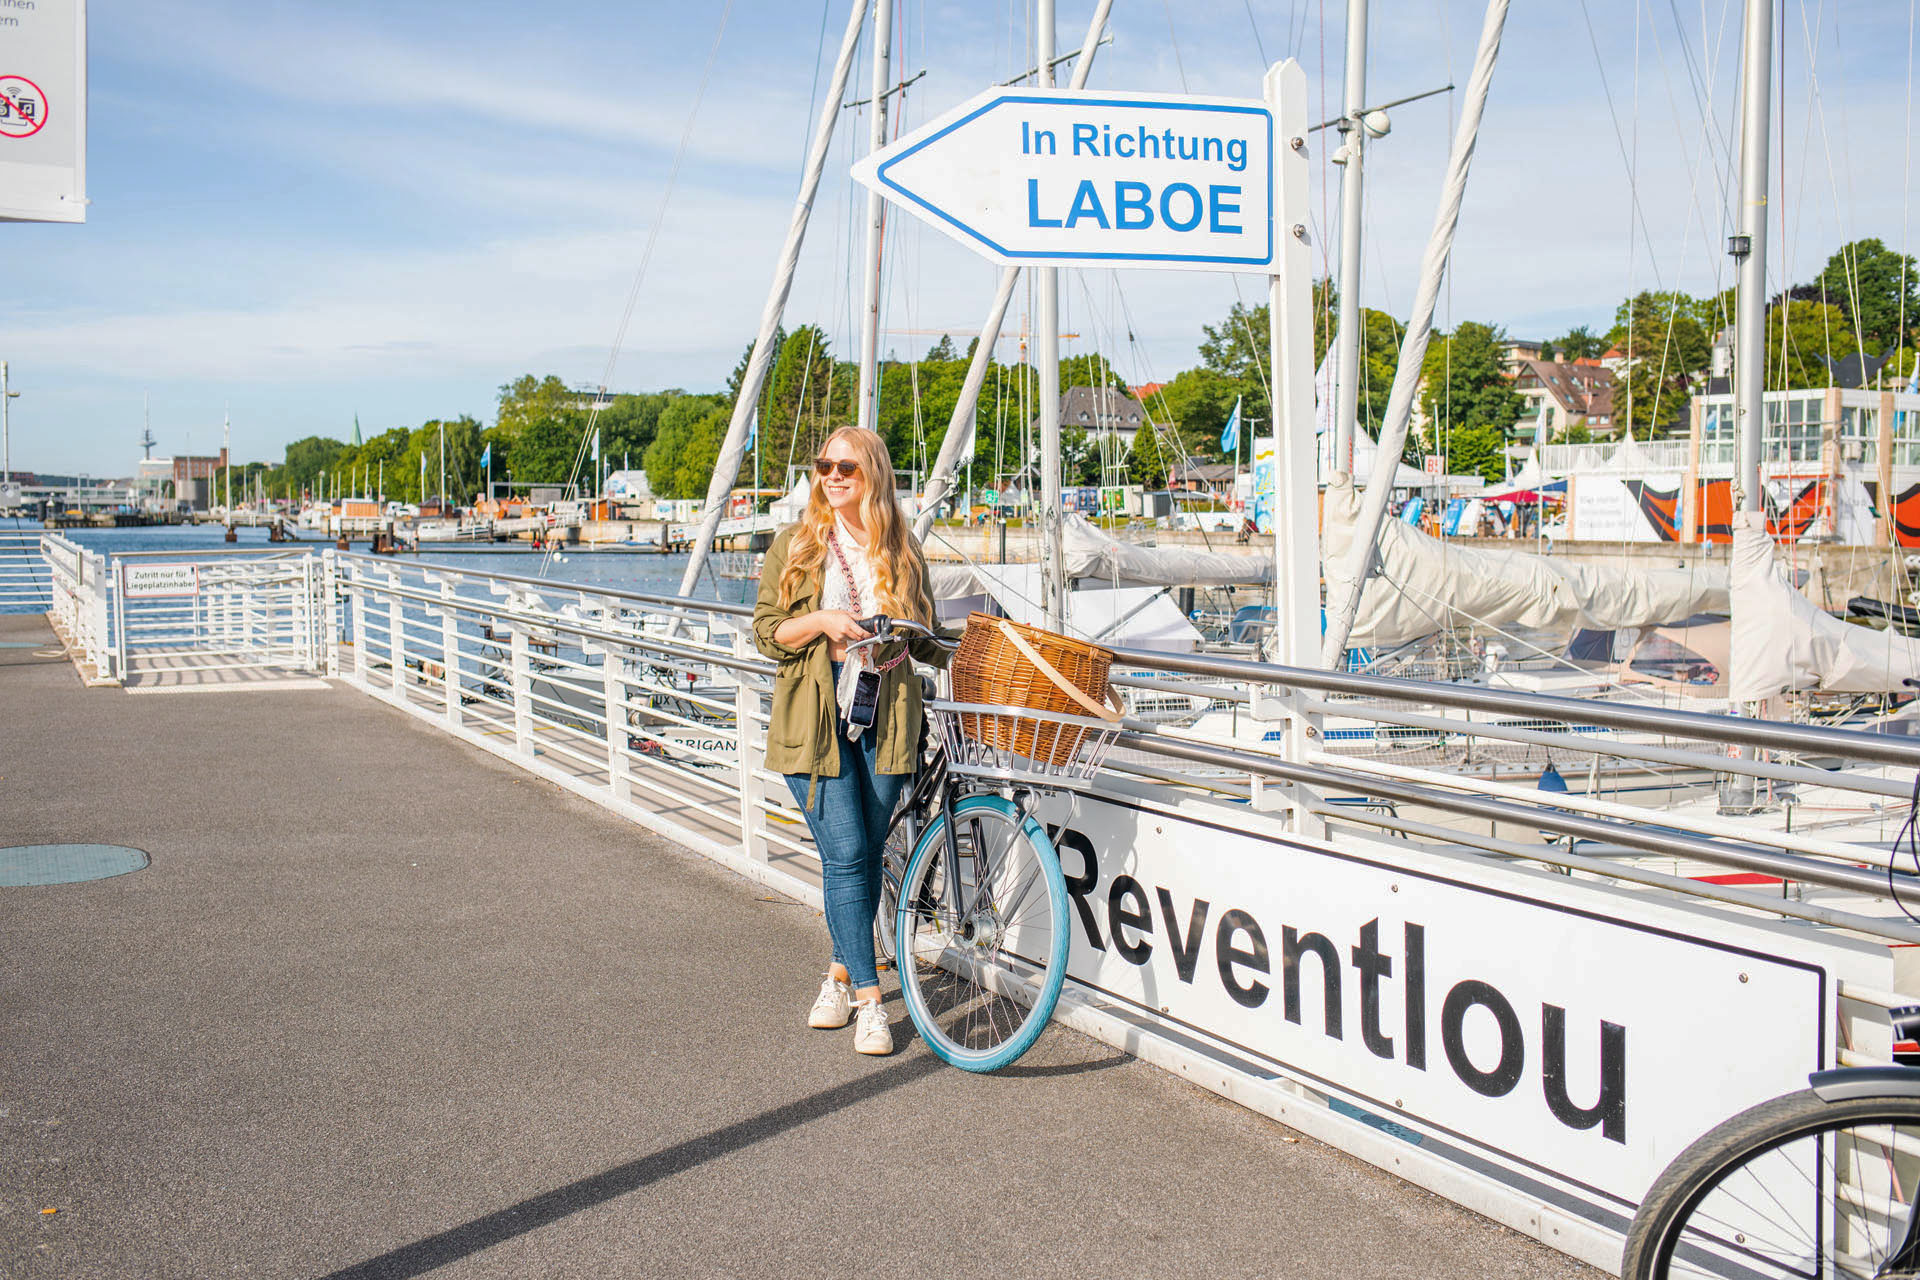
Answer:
[
  {"xmin": 594, "ymin": 595, "xmax": 632, "ymax": 806},
  {"xmin": 348, "ymin": 563, "xmax": 369, "ymax": 688},
  {"xmin": 509, "ymin": 620, "xmax": 533, "ymax": 757},
  {"xmin": 88, "ymin": 552, "xmax": 113, "ymax": 682},
  {"xmin": 111, "ymin": 557, "xmax": 128, "ymax": 682},
  {"xmin": 732, "ymin": 623, "xmax": 769, "ymax": 864},
  {"xmin": 321, "ymin": 550, "xmax": 341, "ymax": 677},
  {"xmin": 386, "ymin": 567, "xmax": 407, "ymax": 706},
  {"xmin": 438, "ymin": 576, "xmax": 461, "ymax": 728}
]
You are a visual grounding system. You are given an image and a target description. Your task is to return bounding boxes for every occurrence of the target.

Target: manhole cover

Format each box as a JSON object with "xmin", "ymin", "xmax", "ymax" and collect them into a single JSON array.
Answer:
[{"xmin": 0, "ymin": 844, "xmax": 149, "ymax": 886}]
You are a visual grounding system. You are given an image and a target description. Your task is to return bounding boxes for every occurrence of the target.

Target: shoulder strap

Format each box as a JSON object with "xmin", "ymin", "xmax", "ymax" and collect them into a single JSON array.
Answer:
[{"xmin": 995, "ymin": 620, "xmax": 1123, "ymax": 721}]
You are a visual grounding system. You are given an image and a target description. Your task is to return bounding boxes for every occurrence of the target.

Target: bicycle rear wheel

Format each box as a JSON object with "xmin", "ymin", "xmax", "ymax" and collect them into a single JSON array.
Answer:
[
  {"xmin": 1623, "ymin": 1089, "xmax": 1920, "ymax": 1279},
  {"xmin": 895, "ymin": 794, "xmax": 1069, "ymax": 1072}
]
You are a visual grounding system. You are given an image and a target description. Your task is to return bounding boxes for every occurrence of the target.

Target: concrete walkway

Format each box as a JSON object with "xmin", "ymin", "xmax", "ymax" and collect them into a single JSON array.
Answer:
[{"xmin": 0, "ymin": 612, "xmax": 1600, "ymax": 1279}]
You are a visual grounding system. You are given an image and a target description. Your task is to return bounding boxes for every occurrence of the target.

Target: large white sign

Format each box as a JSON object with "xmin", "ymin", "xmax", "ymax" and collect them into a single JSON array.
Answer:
[
  {"xmin": 121, "ymin": 562, "xmax": 198, "ymax": 598},
  {"xmin": 0, "ymin": 0, "xmax": 85, "ymax": 223},
  {"xmin": 1038, "ymin": 793, "xmax": 1850, "ymax": 1215},
  {"xmin": 853, "ymin": 88, "xmax": 1275, "ymax": 271},
  {"xmin": 1569, "ymin": 475, "xmax": 1683, "ymax": 543}
]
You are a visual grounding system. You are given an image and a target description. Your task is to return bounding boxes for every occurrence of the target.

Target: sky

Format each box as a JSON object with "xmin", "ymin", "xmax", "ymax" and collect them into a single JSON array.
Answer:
[{"xmin": 0, "ymin": 0, "xmax": 1913, "ymax": 476}]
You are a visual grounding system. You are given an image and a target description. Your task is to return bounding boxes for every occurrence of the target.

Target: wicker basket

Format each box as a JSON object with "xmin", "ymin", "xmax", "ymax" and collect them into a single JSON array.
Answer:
[{"xmin": 949, "ymin": 612, "xmax": 1119, "ymax": 766}]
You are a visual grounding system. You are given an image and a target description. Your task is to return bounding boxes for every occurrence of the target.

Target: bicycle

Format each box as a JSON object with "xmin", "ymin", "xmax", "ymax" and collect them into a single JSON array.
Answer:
[
  {"xmin": 841, "ymin": 614, "xmax": 1125, "ymax": 1073},
  {"xmin": 1622, "ymin": 1064, "xmax": 1920, "ymax": 1278}
]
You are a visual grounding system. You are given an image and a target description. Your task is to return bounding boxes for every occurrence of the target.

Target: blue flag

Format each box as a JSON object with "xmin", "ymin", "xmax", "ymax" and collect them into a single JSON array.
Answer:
[
  {"xmin": 745, "ymin": 414, "xmax": 757, "ymax": 449},
  {"xmin": 1219, "ymin": 396, "xmax": 1242, "ymax": 453},
  {"xmin": 479, "ymin": 443, "xmax": 492, "ymax": 469}
]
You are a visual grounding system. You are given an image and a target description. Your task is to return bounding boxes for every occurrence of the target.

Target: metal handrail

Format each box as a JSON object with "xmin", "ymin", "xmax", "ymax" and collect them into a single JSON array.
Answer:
[
  {"xmin": 334, "ymin": 551, "xmax": 756, "ymax": 618},
  {"xmin": 1110, "ymin": 724, "xmax": 1916, "ymax": 900},
  {"xmin": 1110, "ymin": 644, "xmax": 1920, "ymax": 770},
  {"xmin": 340, "ymin": 567, "xmax": 775, "ymax": 677}
]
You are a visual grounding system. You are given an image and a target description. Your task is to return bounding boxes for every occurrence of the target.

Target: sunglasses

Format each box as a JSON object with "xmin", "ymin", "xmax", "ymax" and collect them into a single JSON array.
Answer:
[{"xmin": 814, "ymin": 458, "xmax": 862, "ymax": 479}]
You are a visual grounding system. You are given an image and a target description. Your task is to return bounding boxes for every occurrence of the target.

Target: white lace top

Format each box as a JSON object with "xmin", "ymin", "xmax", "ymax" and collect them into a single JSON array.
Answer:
[
  {"xmin": 823, "ymin": 515, "xmax": 880, "ymax": 738},
  {"xmin": 820, "ymin": 515, "xmax": 877, "ymax": 616}
]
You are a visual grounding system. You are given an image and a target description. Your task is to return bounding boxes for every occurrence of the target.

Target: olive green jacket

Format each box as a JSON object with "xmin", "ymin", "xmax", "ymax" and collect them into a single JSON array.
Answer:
[{"xmin": 752, "ymin": 525, "xmax": 953, "ymax": 785}]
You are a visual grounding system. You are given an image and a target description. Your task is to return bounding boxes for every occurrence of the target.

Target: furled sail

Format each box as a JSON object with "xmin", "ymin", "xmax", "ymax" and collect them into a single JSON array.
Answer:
[
  {"xmin": 1729, "ymin": 510, "xmax": 1920, "ymax": 701},
  {"xmin": 1322, "ymin": 474, "xmax": 1728, "ymax": 646},
  {"xmin": 1060, "ymin": 514, "xmax": 1273, "ymax": 586}
]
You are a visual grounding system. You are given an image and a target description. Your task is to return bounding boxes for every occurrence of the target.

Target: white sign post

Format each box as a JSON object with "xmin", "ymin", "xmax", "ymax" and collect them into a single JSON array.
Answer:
[
  {"xmin": 0, "ymin": 0, "xmax": 86, "ymax": 223},
  {"xmin": 853, "ymin": 86, "xmax": 1276, "ymax": 271}
]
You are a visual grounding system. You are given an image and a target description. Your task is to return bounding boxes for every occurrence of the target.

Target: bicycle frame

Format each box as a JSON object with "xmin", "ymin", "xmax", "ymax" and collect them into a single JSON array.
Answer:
[{"xmin": 853, "ymin": 615, "xmax": 1025, "ymax": 950}]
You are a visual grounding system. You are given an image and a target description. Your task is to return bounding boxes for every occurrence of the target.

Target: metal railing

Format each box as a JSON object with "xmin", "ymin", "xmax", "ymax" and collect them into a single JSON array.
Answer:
[
  {"xmin": 325, "ymin": 553, "xmax": 800, "ymax": 879},
  {"xmin": 112, "ymin": 549, "xmax": 324, "ymax": 680},
  {"xmin": 1105, "ymin": 643, "xmax": 1920, "ymax": 946},
  {"xmin": 311, "ymin": 549, "xmax": 1920, "ymax": 956},
  {"xmin": 0, "ymin": 530, "xmax": 53, "ymax": 613},
  {"xmin": 42, "ymin": 533, "xmax": 114, "ymax": 680}
]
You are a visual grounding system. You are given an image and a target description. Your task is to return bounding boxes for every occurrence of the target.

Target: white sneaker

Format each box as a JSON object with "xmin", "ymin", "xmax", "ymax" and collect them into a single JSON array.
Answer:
[
  {"xmin": 853, "ymin": 997, "xmax": 894, "ymax": 1056},
  {"xmin": 808, "ymin": 974, "xmax": 853, "ymax": 1029}
]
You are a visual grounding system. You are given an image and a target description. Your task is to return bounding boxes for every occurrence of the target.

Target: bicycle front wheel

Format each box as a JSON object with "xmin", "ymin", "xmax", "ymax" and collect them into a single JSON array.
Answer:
[
  {"xmin": 1623, "ymin": 1089, "xmax": 1920, "ymax": 1279},
  {"xmin": 895, "ymin": 794, "xmax": 1069, "ymax": 1072}
]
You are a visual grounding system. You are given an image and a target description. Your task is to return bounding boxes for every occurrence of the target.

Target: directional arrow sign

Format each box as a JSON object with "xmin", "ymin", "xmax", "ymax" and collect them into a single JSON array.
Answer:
[{"xmin": 853, "ymin": 88, "xmax": 1274, "ymax": 271}]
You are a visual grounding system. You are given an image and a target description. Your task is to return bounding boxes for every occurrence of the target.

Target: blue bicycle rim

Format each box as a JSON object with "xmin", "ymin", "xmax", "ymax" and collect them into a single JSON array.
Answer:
[{"xmin": 895, "ymin": 793, "xmax": 1070, "ymax": 1072}]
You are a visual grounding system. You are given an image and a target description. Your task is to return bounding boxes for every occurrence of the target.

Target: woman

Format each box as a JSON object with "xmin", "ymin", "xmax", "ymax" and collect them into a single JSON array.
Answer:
[{"xmin": 752, "ymin": 426, "xmax": 950, "ymax": 1056}]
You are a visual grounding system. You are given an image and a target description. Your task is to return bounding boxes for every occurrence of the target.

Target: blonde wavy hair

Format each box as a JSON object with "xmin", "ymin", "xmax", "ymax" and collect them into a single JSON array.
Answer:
[{"xmin": 779, "ymin": 427, "xmax": 928, "ymax": 624}]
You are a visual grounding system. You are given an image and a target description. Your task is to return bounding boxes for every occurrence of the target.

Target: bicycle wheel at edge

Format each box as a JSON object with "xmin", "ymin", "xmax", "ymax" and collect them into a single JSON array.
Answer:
[
  {"xmin": 1622, "ymin": 1088, "xmax": 1920, "ymax": 1279},
  {"xmin": 894, "ymin": 793, "xmax": 1069, "ymax": 1072}
]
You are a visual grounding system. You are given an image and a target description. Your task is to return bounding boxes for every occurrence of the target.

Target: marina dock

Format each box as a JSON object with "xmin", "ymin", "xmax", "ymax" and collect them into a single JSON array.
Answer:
[{"xmin": 0, "ymin": 609, "xmax": 1595, "ymax": 1279}]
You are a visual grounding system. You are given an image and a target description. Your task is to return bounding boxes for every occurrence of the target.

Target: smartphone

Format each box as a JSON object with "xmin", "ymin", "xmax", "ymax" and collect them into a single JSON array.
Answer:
[{"xmin": 848, "ymin": 668, "xmax": 882, "ymax": 730}]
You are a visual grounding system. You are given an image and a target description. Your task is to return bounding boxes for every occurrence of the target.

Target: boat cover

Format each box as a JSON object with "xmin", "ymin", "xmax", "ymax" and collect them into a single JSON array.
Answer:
[
  {"xmin": 1323, "ymin": 474, "xmax": 1729, "ymax": 646},
  {"xmin": 1729, "ymin": 510, "xmax": 1920, "ymax": 700},
  {"xmin": 926, "ymin": 561, "xmax": 1205, "ymax": 652}
]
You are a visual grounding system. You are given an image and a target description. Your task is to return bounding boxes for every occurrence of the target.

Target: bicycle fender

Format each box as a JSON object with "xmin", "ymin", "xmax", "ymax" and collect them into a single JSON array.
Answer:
[{"xmin": 1809, "ymin": 1065, "xmax": 1920, "ymax": 1101}]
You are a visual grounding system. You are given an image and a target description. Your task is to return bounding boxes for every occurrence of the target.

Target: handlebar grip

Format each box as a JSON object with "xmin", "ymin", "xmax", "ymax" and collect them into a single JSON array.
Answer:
[{"xmin": 855, "ymin": 615, "xmax": 890, "ymax": 636}]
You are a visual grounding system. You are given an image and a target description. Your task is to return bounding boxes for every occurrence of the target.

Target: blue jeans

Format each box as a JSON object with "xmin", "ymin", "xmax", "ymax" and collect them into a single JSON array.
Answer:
[{"xmin": 784, "ymin": 703, "xmax": 909, "ymax": 991}]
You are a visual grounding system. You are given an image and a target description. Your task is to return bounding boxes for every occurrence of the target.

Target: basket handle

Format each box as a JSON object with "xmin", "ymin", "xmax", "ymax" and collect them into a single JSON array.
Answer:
[{"xmin": 995, "ymin": 619, "xmax": 1123, "ymax": 722}]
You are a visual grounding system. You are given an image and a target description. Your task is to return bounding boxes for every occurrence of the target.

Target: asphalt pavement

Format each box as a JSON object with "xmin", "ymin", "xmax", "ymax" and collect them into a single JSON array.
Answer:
[{"xmin": 0, "ymin": 611, "xmax": 1601, "ymax": 1278}]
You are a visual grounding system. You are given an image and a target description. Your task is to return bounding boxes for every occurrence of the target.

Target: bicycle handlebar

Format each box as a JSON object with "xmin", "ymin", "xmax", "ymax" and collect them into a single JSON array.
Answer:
[{"xmin": 845, "ymin": 614, "xmax": 961, "ymax": 654}]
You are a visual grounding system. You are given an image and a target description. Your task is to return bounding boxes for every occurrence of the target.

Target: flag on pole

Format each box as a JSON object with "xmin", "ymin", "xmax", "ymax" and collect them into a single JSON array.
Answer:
[
  {"xmin": 479, "ymin": 443, "xmax": 492, "ymax": 469},
  {"xmin": 745, "ymin": 414, "xmax": 758, "ymax": 449},
  {"xmin": 1220, "ymin": 396, "xmax": 1242, "ymax": 452}
]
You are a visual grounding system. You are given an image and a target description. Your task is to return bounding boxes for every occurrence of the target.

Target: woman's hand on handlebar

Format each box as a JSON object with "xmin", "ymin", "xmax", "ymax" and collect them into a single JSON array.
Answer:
[{"xmin": 810, "ymin": 609, "xmax": 873, "ymax": 645}]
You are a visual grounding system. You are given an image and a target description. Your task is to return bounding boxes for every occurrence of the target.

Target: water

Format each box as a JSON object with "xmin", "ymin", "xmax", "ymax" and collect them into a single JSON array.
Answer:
[{"xmin": 7, "ymin": 520, "xmax": 757, "ymax": 607}]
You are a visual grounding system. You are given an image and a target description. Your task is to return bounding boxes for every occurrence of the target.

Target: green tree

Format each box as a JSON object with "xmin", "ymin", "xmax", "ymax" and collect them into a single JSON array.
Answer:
[
  {"xmin": 642, "ymin": 394, "xmax": 730, "ymax": 497},
  {"xmin": 492, "ymin": 374, "xmax": 590, "ymax": 484},
  {"xmin": 1813, "ymin": 238, "xmax": 1919, "ymax": 355},
  {"xmin": 1443, "ymin": 422, "xmax": 1508, "ymax": 483},
  {"xmin": 1419, "ymin": 321, "xmax": 1525, "ymax": 468},
  {"xmin": 1552, "ymin": 324, "xmax": 1606, "ymax": 361},
  {"xmin": 282, "ymin": 436, "xmax": 345, "ymax": 498},
  {"xmin": 1765, "ymin": 298, "xmax": 1860, "ymax": 389},
  {"xmin": 1128, "ymin": 422, "xmax": 1172, "ymax": 488},
  {"xmin": 1610, "ymin": 291, "xmax": 1711, "ymax": 437},
  {"xmin": 1353, "ymin": 308, "xmax": 1403, "ymax": 438},
  {"xmin": 1154, "ymin": 366, "xmax": 1240, "ymax": 458}
]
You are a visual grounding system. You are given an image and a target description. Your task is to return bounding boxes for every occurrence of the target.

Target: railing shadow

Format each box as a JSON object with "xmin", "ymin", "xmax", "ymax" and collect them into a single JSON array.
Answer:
[{"xmin": 314, "ymin": 1053, "xmax": 944, "ymax": 1280}]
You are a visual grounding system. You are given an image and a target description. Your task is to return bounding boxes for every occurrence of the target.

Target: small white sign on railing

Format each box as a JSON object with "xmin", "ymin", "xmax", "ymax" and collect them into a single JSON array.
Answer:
[{"xmin": 121, "ymin": 562, "xmax": 198, "ymax": 598}]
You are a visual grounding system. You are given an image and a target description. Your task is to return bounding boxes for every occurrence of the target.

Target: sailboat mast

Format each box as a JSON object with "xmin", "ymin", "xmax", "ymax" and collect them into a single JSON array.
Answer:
[
  {"xmin": 856, "ymin": 0, "xmax": 893, "ymax": 436},
  {"xmin": 438, "ymin": 421, "xmax": 446, "ymax": 507},
  {"xmin": 1036, "ymin": 0, "xmax": 1065, "ymax": 630},
  {"xmin": 675, "ymin": 0, "xmax": 873, "ymax": 602},
  {"xmin": 1330, "ymin": 0, "xmax": 1370, "ymax": 475},
  {"xmin": 223, "ymin": 404, "xmax": 231, "ymax": 512},
  {"xmin": 1732, "ymin": 0, "xmax": 1771, "ymax": 514},
  {"xmin": 910, "ymin": 0, "xmax": 1112, "ymax": 540}
]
